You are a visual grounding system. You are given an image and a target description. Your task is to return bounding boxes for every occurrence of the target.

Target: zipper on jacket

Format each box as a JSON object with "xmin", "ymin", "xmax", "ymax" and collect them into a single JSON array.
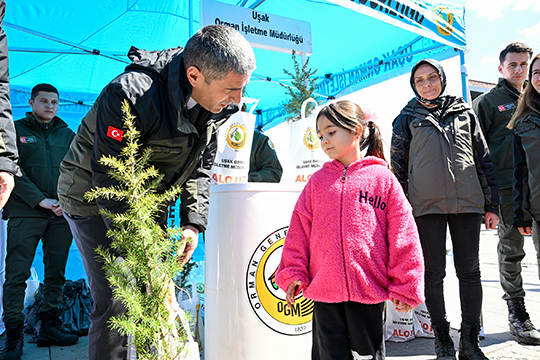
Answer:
[
  {"xmin": 44, "ymin": 126, "xmax": 54, "ymax": 196},
  {"xmin": 447, "ymin": 121, "xmax": 456, "ymax": 183},
  {"xmin": 341, "ymin": 167, "xmax": 347, "ymax": 182},
  {"xmin": 339, "ymin": 167, "xmax": 351, "ymax": 300}
]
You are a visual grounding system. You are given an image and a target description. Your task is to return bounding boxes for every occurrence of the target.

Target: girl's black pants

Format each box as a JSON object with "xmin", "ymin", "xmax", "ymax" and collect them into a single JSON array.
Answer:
[{"xmin": 312, "ymin": 301, "xmax": 385, "ymax": 360}]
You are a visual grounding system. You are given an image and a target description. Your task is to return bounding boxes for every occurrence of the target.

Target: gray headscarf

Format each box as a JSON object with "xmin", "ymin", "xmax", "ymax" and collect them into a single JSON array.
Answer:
[{"xmin": 410, "ymin": 58, "xmax": 447, "ymax": 107}]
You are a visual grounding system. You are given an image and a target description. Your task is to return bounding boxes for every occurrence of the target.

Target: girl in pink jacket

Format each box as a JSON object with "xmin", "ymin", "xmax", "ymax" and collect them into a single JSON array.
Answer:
[{"xmin": 276, "ymin": 100, "xmax": 424, "ymax": 360}]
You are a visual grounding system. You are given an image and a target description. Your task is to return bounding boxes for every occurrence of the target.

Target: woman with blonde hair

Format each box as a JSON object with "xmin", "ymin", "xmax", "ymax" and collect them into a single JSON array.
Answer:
[{"xmin": 507, "ymin": 53, "xmax": 540, "ymax": 282}]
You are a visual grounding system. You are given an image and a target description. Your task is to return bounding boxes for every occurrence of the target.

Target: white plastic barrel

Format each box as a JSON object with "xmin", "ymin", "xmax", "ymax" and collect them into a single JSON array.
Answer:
[{"xmin": 205, "ymin": 183, "xmax": 312, "ymax": 360}]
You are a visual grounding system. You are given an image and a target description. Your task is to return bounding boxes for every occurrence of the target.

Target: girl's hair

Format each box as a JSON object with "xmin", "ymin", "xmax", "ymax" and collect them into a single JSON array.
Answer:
[
  {"xmin": 316, "ymin": 100, "xmax": 386, "ymax": 161},
  {"xmin": 508, "ymin": 53, "xmax": 540, "ymax": 129}
]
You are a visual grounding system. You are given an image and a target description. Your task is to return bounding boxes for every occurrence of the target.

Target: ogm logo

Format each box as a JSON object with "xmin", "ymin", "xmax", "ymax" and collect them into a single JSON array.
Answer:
[
  {"xmin": 434, "ymin": 6, "xmax": 454, "ymax": 36},
  {"xmin": 226, "ymin": 124, "xmax": 248, "ymax": 150},
  {"xmin": 246, "ymin": 227, "xmax": 313, "ymax": 336},
  {"xmin": 304, "ymin": 128, "xmax": 320, "ymax": 151}
]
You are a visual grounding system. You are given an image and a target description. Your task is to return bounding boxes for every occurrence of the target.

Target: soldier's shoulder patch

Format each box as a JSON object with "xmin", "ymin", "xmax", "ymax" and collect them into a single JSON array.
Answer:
[
  {"xmin": 19, "ymin": 136, "xmax": 37, "ymax": 143},
  {"xmin": 497, "ymin": 103, "xmax": 515, "ymax": 112}
]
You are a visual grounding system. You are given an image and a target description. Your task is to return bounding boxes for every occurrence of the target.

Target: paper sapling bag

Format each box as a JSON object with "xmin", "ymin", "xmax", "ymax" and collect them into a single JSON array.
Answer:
[
  {"xmin": 384, "ymin": 300, "xmax": 415, "ymax": 342},
  {"xmin": 286, "ymin": 98, "xmax": 327, "ymax": 184},
  {"xmin": 212, "ymin": 97, "xmax": 259, "ymax": 184},
  {"xmin": 413, "ymin": 302, "xmax": 434, "ymax": 338}
]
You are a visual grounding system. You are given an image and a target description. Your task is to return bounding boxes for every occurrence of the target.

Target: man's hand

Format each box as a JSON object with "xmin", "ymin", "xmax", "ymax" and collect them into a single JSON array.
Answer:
[
  {"xmin": 484, "ymin": 212, "xmax": 499, "ymax": 230},
  {"xmin": 180, "ymin": 225, "xmax": 199, "ymax": 267},
  {"xmin": 0, "ymin": 171, "xmax": 14, "ymax": 210},
  {"xmin": 51, "ymin": 203, "xmax": 63, "ymax": 216},
  {"xmin": 518, "ymin": 226, "xmax": 533, "ymax": 236},
  {"xmin": 39, "ymin": 198, "xmax": 63, "ymax": 216}
]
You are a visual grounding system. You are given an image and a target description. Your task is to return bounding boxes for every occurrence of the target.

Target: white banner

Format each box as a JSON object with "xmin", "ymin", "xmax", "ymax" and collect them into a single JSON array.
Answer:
[{"xmin": 201, "ymin": 0, "xmax": 312, "ymax": 55}]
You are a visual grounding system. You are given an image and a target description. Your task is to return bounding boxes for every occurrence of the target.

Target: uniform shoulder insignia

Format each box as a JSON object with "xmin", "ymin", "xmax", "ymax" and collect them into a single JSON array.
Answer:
[
  {"xmin": 497, "ymin": 103, "xmax": 515, "ymax": 112},
  {"xmin": 19, "ymin": 136, "xmax": 37, "ymax": 143},
  {"xmin": 107, "ymin": 126, "xmax": 124, "ymax": 142}
]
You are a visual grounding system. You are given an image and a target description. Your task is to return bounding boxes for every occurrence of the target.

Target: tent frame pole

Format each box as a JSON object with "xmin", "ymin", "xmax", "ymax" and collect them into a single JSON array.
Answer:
[
  {"xmin": 459, "ymin": 50, "xmax": 470, "ymax": 103},
  {"xmin": 4, "ymin": 22, "xmax": 128, "ymax": 63},
  {"xmin": 189, "ymin": 0, "xmax": 194, "ymax": 37}
]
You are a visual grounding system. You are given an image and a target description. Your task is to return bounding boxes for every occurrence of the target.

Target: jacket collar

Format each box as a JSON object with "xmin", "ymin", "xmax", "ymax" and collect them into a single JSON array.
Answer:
[
  {"xmin": 496, "ymin": 78, "xmax": 523, "ymax": 98},
  {"xmin": 126, "ymin": 46, "xmax": 188, "ymax": 114},
  {"xmin": 527, "ymin": 111, "xmax": 540, "ymax": 124},
  {"xmin": 23, "ymin": 112, "xmax": 67, "ymax": 128},
  {"xmin": 325, "ymin": 156, "xmax": 389, "ymax": 171},
  {"xmin": 400, "ymin": 96, "xmax": 468, "ymax": 118}
]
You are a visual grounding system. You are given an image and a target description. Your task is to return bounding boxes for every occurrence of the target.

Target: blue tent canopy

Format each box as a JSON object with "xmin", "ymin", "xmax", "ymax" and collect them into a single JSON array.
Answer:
[{"xmin": 4, "ymin": 0, "xmax": 467, "ymax": 130}]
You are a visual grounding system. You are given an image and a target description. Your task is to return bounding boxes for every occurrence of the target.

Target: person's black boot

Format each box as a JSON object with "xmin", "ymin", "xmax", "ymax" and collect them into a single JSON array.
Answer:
[
  {"xmin": 507, "ymin": 297, "xmax": 540, "ymax": 345},
  {"xmin": 458, "ymin": 323, "xmax": 488, "ymax": 360},
  {"xmin": 0, "ymin": 320, "xmax": 24, "ymax": 360},
  {"xmin": 433, "ymin": 322, "xmax": 456, "ymax": 359},
  {"xmin": 37, "ymin": 309, "xmax": 78, "ymax": 347}
]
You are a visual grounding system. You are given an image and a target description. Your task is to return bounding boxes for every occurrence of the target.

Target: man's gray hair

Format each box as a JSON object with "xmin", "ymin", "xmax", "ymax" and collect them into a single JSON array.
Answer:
[{"xmin": 184, "ymin": 25, "xmax": 256, "ymax": 83}]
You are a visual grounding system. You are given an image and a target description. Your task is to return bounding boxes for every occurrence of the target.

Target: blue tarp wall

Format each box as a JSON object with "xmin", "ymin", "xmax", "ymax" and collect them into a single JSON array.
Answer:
[
  {"xmin": 5, "ymin": 0, "xmax": 468, "ymax": 131},
  {"xmin": 2, "ymin": 0, "xmax": 469, "ymax": 282}
]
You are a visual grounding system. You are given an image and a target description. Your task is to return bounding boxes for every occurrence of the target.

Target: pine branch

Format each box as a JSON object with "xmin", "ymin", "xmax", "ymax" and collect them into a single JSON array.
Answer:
[
  {"xmin": 280, "ymin": 50, "xmax": 320, "ymax": 121},
  {"xmin": 85, "ymin": 100, "xmax": 188, "ymax": 359}
]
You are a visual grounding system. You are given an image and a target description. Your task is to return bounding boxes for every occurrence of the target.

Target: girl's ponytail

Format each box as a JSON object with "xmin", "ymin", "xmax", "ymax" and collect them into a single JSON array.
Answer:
[{"xmin": 361, "ymin": 122, "xmax": 385, "ymax": 161}]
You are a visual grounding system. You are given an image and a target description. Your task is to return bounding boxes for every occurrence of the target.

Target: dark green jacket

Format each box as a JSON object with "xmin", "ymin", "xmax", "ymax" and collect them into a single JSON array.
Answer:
[
  {"xmin": 512, "ymin": 112, "xmax": 540, "ymax": 227},
  {"xmin": 58, "ymin": 47, "xmax": 237, "ymax": 231},
  {"xmin": 3, "ymin": 113, "xmax": 75, "ymax": 219},
  {"xmin": 473, "ymin": 78, "xmax": 521, "ymax": 189},
  {"xmin": 391, "ymin": 96, "xmax": 498, "ymax": 217},
  {"xmin": 248, "ymin": 131, "xmax": 282, "ymax": 183}
]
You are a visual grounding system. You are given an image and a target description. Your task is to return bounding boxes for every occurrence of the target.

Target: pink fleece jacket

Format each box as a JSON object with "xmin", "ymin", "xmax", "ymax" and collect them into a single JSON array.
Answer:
[{"xmin": 276, "ymin": 156, "xmax": 425, "ymax": 308}]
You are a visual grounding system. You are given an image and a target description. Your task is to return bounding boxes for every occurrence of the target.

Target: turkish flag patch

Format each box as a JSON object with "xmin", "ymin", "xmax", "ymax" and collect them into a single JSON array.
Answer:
[{"xmin": 107, "ymin": 126, "xmax": 124, "ymax": 142}]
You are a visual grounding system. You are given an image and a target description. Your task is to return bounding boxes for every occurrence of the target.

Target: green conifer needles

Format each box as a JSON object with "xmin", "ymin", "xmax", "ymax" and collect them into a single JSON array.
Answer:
[
  {"xmin": 280, "ymin": 50, "xmax": 319, "ymax": 121},
  {"xmin": 85, "ymin": 100, "xmax": 190, "ymax": 359}
]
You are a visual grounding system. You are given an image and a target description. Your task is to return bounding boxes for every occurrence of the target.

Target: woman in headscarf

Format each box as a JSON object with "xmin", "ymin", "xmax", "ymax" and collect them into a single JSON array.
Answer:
[{"xmin": 391, "ymin": 59, "xmax": 499, "ymax": 360}]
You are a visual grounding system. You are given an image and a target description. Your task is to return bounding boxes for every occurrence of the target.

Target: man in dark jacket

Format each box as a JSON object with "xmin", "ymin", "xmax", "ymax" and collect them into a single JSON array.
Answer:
[
  {"xmin": 57, "ymin": 25, "xmax": 255, "ymax": 360},
  {"xmin": 1, "ymin": 84, "xmax": 78, "ymax": 360},
  {"xmin": 0, "ymin": 0, "xmax": 21, "ymax": 209},
  {"xmin": 248, "ymin": 130, "xmax": 282, "ymax": 183},
  {"xmin": 473, "ymin": 42, "xmax": 540, "ymax": 345}
]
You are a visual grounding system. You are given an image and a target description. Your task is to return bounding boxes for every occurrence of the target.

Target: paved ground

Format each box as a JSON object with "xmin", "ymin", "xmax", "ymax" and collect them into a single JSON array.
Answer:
[
  {"xmin": 1, "ymin": 228, "xmax": 539, "ymax": 359},
  {"xmin": 386, "ymin": 228, "xmax": 540, "ymax": 360}
]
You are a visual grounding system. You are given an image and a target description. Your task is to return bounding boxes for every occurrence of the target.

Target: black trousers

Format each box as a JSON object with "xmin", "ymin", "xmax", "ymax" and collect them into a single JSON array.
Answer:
[
  {"xmin": 3, "ymin": 216, "xmax": 72, "ymax": 324},
  {"xmin": 312, "ymin": 301, "xmax": 385, "ymax": 360},
  {"xmin": 64, "ymin": 214, "xmax": 127, "ymax": 360},
  {"xmin": 415, "ymin": 213, "xmax": 483, "ymax": 327}
]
